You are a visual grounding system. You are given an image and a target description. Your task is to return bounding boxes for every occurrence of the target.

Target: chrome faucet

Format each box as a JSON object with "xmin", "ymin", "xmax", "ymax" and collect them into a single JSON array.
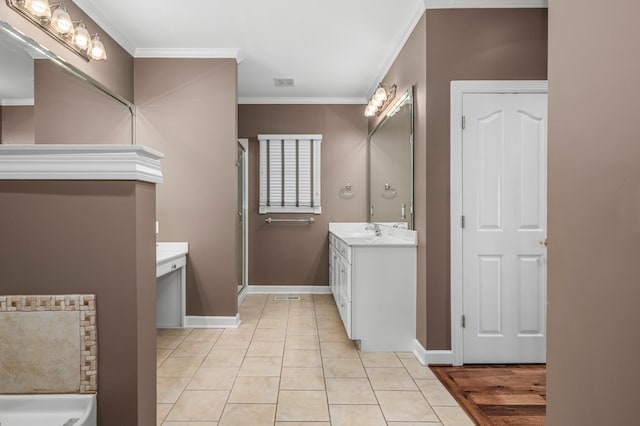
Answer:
[{"xmin": 365, "ymin": 223, "xmax": 382, "ymax": 237}]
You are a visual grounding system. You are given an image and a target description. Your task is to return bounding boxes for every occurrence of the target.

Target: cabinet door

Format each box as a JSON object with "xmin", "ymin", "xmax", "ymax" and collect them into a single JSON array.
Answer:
[
  {"xmin": 329, "ymin": 246, "xmax": 335, "ymax": 294},
  {"xmin": 337, "ymin": 257, "xmax": 352, "ymax": 338}
]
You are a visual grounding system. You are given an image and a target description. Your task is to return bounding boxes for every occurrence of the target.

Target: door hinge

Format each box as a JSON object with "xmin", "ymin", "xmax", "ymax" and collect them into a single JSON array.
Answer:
[
  {"xmin": 461, "ymin": 215, "xmax": 465, "ymax": 229},
  {"xmin": 462, "ymin": 115, "xmax": 466, "ymax": 130},
  {"xmin": 462, "ymin": 315, "xmax": 466, "ymax": 328}
]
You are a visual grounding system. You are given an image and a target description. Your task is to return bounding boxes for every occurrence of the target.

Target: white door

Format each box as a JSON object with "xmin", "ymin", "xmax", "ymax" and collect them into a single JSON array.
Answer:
[{"xmin": 462, "ymin": 92, "xmax": 547, "ymax": 363}]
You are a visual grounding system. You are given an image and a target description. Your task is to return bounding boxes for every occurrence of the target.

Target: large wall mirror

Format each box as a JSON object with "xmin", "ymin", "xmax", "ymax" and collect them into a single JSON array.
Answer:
[
  {"xmin": 369, "ymin": 86, "xmax": 414, "ymax": 229},
  {"xmin": 0, "ymin": 19, "xmax": 134, "ymax": 145}
]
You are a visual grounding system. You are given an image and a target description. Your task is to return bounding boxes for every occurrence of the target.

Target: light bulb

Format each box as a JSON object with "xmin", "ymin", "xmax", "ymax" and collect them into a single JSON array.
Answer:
[
  {"xmin": 373, "ymin": 87, "xmax": 387, "ymax": 103},
  {"xmin": 26, "ymin": 0, "xmax": 51, "ymax": 19},
  {"xmin": 51, "ymin": 5, "xmax": 73, "ymax": 35},
  {"xmin": 364, "ymin": 105, "xmax": 377, "ymax": 117},
  {"xmin": 74, "ymin": 22, "xmax": 90, "ymax": 50},
  {"xmin": 89, "ymin": 35, "xmax": 106, "ymax": 60}
]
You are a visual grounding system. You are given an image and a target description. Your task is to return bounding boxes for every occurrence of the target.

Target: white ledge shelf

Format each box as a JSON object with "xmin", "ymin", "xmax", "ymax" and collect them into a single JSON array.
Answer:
[{"xmin": 0, "ymin": 144, "xmax": 164, "ymax": 183}]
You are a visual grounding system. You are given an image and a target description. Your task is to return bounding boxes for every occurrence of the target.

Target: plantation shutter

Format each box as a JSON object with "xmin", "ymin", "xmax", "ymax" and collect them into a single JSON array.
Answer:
[{"xmin": 259, "ymin": 134, "xmax": 322, "ymax": 214}]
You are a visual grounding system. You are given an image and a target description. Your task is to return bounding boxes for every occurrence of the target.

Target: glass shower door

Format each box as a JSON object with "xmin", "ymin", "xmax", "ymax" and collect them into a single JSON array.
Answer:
[{"xmin": 237, "ymin": 140, "xmax": 248, "ymax": 294}]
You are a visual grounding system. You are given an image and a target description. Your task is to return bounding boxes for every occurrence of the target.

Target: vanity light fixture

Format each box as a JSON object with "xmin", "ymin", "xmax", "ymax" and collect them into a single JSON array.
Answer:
[
  {"xmin": 25, "ymin": 0, "xmax": 51, "ymax": 19},
  {"xmin": 364, "ymin": 83, "xmax": 397, "ymax": 117},
  {"xmin": 73, "ymin": 21, "xmax": 90, "ymax": 50},
  {"xmin": 7, "ymin": 0, "xmax": 107, "ymax": 62},
  {"xmin": 386, "ymin": 89, "xmax": 410, "ymax": 118},
  {"xmin": 89, "ymin": 34, "xmax": 106, "ymax": 60},
  {"xmin": 50, "ymin": 3, "xmax": 72, "ymax": 35}
]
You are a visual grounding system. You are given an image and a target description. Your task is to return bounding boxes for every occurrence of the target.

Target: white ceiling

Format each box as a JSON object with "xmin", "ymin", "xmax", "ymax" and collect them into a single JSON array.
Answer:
[
  {"xmin": 0, "ymin": 1, "xmax": 547, "ymax": 104},
  {"xmin": 73, "ymin": 0, "xmax": 427, "ymax": 103}
]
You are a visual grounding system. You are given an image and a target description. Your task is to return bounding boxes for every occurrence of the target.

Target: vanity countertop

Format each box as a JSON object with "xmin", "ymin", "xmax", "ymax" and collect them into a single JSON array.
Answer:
[
  {"xmin": 156, "ymin": 242, "xmax": 189, "ymax": 264},
  {"xmin": 329, "ymin": 222, "xmax": 417, "ymax": 247}
]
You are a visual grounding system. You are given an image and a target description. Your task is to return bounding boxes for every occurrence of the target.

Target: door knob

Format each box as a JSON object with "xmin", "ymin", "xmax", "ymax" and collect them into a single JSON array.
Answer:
[{"xmin": 539, "ymin": 238, "xmax": 548, "ymax": 247}]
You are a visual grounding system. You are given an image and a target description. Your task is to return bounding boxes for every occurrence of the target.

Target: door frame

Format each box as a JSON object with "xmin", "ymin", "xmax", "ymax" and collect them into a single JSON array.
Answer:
[
  {"xmin": 238, "ymin": 138, "xmax": 249, "ymax": 304},
  {"xmin": 450, "ymin": 80, "xmax": 548, "ymax": 366}
]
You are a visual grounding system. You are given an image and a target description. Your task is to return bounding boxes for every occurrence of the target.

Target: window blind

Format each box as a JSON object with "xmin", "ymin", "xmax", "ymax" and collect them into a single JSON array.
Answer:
[{"xmin": 259, "ymin": 134, "xmax": 322, "ymax": 214}]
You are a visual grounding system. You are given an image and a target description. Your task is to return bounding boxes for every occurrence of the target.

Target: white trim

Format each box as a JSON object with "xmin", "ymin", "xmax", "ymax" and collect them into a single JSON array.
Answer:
[
  {"xmin": 450, "ymin": 80, "xmax": 548, "ymax": 366},
  {"xmin": 0, "ymin": 144, "xmax": 164, "ymax": 183},
  {"xmin": 135, "ymin": 48, "xmax": 241, "ymax": 62},
  {"xmin": 238, "ymin": 139, "xmax": 249, "ymax": 298},
  {"xmin": 184, "ymin": 314, "xmax": 241, "ymax": 329},
  {"xmin": 258, "ymin": 206, "xmax": 322, "ymax": 215},
  {"xmin": 238, "ymin": 97, "xmax": 367, "ymax": 105},
  {"xmin": 1, "ymin": 98, "xmax": 34, "ymax": 106},
  {"xmin": 366, "ymin": 0, "xmax": 426, "ymax": 97},
  {"xmin": 425, "ymin": 0, "xmax": 547, "ymax": 8},
  {"xmin": 72, "ymin": 0, "xmax": 136, "ymax": 55},
  {"xmin": 258, "ymin": 134, "xmax": 323, "ymax": 141},
  {"xmin": 413, "ymin": 339, "xmax": 454, "ymax": 366},
  {"xmin": 247, "ymin": 285, "xmax": 331, "ymax": 295},
  {"xmin": 238, "ymin": 285, "xmax": 249, "ymax": 306}
]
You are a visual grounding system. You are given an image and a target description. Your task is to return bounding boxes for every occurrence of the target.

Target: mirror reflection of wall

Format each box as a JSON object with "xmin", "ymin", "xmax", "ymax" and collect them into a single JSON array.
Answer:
[
  {"xmin": 0, "ymin": 20, "xmax": 133, "ymax": 145},
  {"xmin": 369, "ymin": 86, "xmax": 414, "ymax": 228}
]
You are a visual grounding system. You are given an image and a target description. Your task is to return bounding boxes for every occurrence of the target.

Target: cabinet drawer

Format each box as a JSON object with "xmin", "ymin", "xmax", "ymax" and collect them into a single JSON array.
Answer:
[
  {"xmin": 156, "ymin": 256, "xmax": 186, "ymax": 278},
  {"xmin": 334, "ymin": 237, "xmax": 352, "ymax": 264}
]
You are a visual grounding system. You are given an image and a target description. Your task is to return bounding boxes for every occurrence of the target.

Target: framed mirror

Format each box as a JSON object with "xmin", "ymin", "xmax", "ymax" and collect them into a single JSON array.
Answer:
[
  {"xmin": 0, "ymin": 19, "xmax": 135, "ymax": 145},
  {"xmin": 368, "ymin": 86, "xmax": 414, "ymax": 229}
]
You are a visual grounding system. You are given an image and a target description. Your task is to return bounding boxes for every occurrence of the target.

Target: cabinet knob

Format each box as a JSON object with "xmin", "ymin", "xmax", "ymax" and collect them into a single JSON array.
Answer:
[{"xmin": 171, "ymin": 264, "xmax": 177, "ymax": 269}]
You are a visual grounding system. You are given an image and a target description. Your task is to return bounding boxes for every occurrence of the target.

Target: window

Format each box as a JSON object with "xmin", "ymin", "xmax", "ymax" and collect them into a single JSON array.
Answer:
[{"xmin": 258, "ymin": 134, "xmax": 322, "ymax": 214}]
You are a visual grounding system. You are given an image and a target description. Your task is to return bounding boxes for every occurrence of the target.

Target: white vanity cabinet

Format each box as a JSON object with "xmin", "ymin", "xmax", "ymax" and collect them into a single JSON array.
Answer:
[
  {"xmin": 328, "ymin": 223, "xmax": 417, "ymax": 352},
  {"xmin": 329, "ymin": 234, "xmax": 352, "ymax": 336},
  {"xmin": 156, "ymin": 242, "xmax": 189, "ymax": 328}
]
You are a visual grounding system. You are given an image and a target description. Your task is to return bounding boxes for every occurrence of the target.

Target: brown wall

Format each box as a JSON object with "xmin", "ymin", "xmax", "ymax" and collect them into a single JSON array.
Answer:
[
  {"xmin": 371, "ymin": 9, "xmax": 547, "ymax": 349},
  {"xmin": 546, "ymin": 1, "xmax": 640, "ymax": 424},
  {"xmin": 34, "ymin": 60, "xmax": 132, "ymax": 144},
  {"xmin": 239, "ymin": 104, "xmax": 368, "ymax": 285},
  {"xmin": 135, "ymin": 58, "xmax": 239, "ymax": 317},
  {"xmin": 0, "ymin": 180, "xmax": 157, "ymax": 426},
  {"xmin": 1, "ymin": 105, "xmax": 34, "ymax": 144},
  {"xmin": 374, "ymin": 13, "xmax": 428, "ymax": 346},
  {"xmin": 424, "ymin": 9, "xmax": 547, "ymax": 349},
  {"xmin": 0, "ymin": 1, "xmax": 133, "ymax": 101}
]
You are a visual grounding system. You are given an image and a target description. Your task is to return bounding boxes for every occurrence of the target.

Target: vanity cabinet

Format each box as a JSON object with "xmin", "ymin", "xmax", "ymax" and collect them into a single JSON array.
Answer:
[
  {"xmin": 328, "ymin": 229, "xmax": 416, "ymax": 352},
  {"xmin": 329, "ymin": 234, "xmax": 352, "ymax": 336},
  {"xmin": 156, "ymin": 243, "xmax": 189, "ymax": 328}
]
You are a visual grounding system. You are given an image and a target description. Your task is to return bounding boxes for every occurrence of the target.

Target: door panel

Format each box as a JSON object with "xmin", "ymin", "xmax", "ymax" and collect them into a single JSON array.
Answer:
[{"xmin": 462, "ymin": 92, "xmax": 547, "ymax": 363}]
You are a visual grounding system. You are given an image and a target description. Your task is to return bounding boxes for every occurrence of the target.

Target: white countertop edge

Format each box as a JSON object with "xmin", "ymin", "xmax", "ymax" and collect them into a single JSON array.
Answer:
[
  {"xmin": 0, "ymin": 145, "xmax": 164, "ymax": 184},
  {"xmin": 331, "ymin": 232, "xmax": 418, "ymax": 247},
  {"xmin": 157, "ymin": 242, "xmax": 189, "ymax": 264},
  {"xmin": 329, "ymin": 222, "xmax": 417, "ymax": 247}
]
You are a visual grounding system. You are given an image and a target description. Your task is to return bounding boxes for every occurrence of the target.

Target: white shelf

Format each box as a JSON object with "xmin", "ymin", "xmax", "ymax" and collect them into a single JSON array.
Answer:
[{"xmin": 0, "ymin": 144, "xmax": 164, "ymax": 183}]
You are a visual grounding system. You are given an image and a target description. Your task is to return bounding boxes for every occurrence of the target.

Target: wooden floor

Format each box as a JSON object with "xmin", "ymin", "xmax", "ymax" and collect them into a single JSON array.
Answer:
[{"xmin": 430, "ymin": 365, "xmax": 546, "ymax": 426}]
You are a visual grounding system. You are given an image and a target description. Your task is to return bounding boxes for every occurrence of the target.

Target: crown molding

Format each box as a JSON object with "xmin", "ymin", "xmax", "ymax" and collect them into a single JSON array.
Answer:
[
  {"xmin": 135, "ymin": 48, "xmax": 241, "ymax": 62},
  {"xmin": 0, "ymin": 145, "xmax": 164, "ymax": 183},
  {"xmin": 366, "ymin": 0, "xmax": 426, "ymax": 98},
  {"xmin": 238, "ymin": 97, "xmax": 367, "ymax": 105},
  {"xmin": 72, "ymin": 0, "xmax": 136, "ymax": 55},
  {"xmin": 1, "ymin": 98, "xmax": 34, "ymax": 106},
  {"xmin": 424, "ymin": 0, "xmax": 547, "ymax": 8}
]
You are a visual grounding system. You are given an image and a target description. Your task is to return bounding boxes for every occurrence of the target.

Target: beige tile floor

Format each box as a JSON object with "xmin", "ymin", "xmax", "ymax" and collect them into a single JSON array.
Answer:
[{"xmin": 156, "ymin": 294, "xmax": 474, "ymax": 426}]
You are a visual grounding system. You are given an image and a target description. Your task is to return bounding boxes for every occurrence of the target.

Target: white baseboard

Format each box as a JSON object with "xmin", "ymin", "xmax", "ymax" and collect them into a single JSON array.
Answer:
[
  {"xmin": 184, "ymin": 314, "xmax": 241, "ymax": 328},
  {"xmin": 238, "ymin": 286, "xmax": 249, "ymax": 306},
  {"xmin": 413, "ymin": 339, "xmax": 454, "ymax": 366},
  {"xmin": 247, "ymin": 285, "xmax": 331, "ymax": 295}
]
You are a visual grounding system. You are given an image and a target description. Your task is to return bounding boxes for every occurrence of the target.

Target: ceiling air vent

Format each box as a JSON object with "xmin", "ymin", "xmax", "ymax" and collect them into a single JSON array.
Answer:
[{"xmin": 274, "ymin": 78, "xmax": 295, "ymax": 88}]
